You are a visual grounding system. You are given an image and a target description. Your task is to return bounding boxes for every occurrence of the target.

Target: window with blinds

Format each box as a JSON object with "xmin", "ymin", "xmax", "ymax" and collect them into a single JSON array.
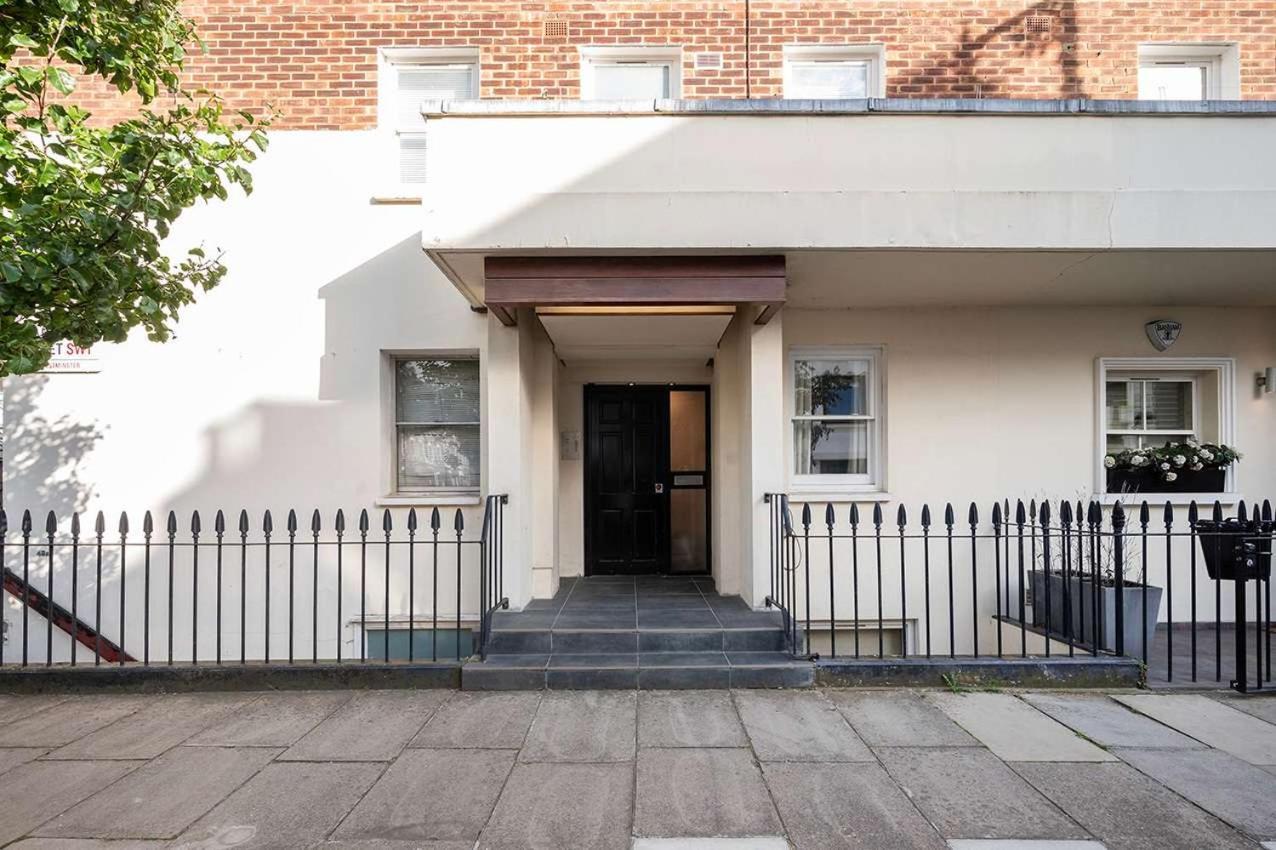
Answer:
[
  {"xmin": 588, "ymin": 62, "xmax": 673, "ymax": 99},
  {"xmin": 791, "ymin": 347, "xmax": 883, "ymax": 488},
  {"xmin": 395, "ymin": 358, "xmax": 481, "ymax": 491},
  {"xmin": 1105, "ymin": 376, "xmax": 1196, "ymax": 452},
  {"xmin": 386, "ymin": 61, "xmax": 477, "ymax": 184}
]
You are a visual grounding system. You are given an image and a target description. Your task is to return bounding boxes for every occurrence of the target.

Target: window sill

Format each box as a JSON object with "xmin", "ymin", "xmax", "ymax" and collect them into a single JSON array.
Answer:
[
  {"xmin": 1098, "ymin": 493, "xmax": 1241, "ymax": 507},
  {"xmin": 369, "ymin": 193, "xmax": 423, "ymax": 206},
  {"xmin": 375, "ymin": 493, "xmax": 482, "ymax": 507},
  {"xmin": 783, "ymin": 490, "xmax": 893, "ymax": 504}
]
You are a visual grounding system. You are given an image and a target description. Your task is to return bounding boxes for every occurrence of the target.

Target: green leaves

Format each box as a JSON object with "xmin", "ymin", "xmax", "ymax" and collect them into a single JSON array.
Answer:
[{"xmin": 0, "ymin": 0, "xmax": 271, "ymax": 376}]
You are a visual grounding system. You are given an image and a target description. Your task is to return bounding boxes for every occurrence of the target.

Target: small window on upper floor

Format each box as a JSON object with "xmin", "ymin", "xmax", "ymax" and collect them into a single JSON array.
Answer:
[
  {"xmin": 378, "ymin": 48, "xmax": 479, "ymax": 186},
  {"xmin": 1138, "ymin": 43, "xmax": 1239, "ymax": 101},
  {"xmin": 784, "ymin": 45, "xmax": 886, "ymax": 99},
  {"xmin": 580, "ymin": 47, "xmax": 681, "ymax": 99}
]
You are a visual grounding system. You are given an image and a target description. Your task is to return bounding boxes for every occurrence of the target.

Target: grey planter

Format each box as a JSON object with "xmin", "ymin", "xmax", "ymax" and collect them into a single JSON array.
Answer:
[{"xmin": 1028, "ymin": 570, "xmax": 1163, "ymax": 657}]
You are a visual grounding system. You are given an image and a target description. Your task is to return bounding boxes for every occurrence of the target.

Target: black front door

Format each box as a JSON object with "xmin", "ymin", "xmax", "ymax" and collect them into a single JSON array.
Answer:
[{"xmin": 584, "ymin": 385, "xmax": 669, "ymax": 575}]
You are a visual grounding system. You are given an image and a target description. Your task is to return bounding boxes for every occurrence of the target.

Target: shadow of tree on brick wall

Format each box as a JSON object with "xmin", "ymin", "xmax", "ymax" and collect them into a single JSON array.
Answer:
[{"xmin": 895, "ymin": 1, "xmax": 1084, "ymax": 100}]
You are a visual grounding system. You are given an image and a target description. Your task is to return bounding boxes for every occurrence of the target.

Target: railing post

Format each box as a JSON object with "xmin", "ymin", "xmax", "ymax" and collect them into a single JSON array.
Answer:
[
  {"xmin": 922, "ymin": 505, "xmax": 932, "ymax": 659},
  {"xmin": 850, "ymin": 504, "xmax": 861, "ymax": 659},
  {"xmin": 992, "ymin": 502, "xmax": 1003, "ymax": 659},
  {"xmin": 801, "ymin": 503, "xmax": 812, "ymax": 658},
  {"xmin": 1112, "ymin": 502, "xmax": 1126, "ymax": 657},
  {"xmin": 898, "ymin": 505, "xmax": 908, "ymax": 660}
]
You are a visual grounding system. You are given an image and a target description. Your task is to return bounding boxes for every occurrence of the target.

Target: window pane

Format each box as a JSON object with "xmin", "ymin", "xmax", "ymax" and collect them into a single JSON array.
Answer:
[
  {"xmin": 669, "ymin": 390, "xmax": 707, "ymax": 472},
  {"xmin": 591, "ymin": 63, "xmax": 670, "ymax": 98},
  {"xmin": 1144, "ymin": 381, "xmax": 1191, "ymax": 431},
  {"xmin": 397, "ymin": 425, "xmax": 480, "ymax": 490},
  {"xmin": 1105, "ymin": 380, "xmax": 1142, "ymax": 430},
  {"xmin": 795, "ymin": 420, "xmax": 869, "ymax": 475},
  {"xmin": 396, "ymin": 65, "xmax": 475, "ymax": 126},
  {"xmin": 795, "ymin": 358, "xmax": 869, "ymax": 417},
  {"xmin": 396, "ymin": 359, "xmax": 480, "ymax": 424},
  {"xmin": 788, "ymin": 61, "xmax": 869, "ymax": 98},
  {"xmin": 1106, "ymin": 434, "xmax": 1141, "ymax": 453},
  {"xmin": 1138, "ymin": 65, "xmax": 1206, "ymax": 100}
]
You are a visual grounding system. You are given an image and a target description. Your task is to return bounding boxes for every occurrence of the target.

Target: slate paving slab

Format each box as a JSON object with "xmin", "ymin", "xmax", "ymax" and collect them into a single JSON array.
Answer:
[
  {"xmin": 47, "ymin": 693, "xmax": 253, "ymax": 760},
  {"xmin": 33, "ymin": 746, "xmax": 277, "ymax": 840},
  {"xmin": 185, "ymin": 691, "xmax": 351, "ymax": 747},
  {"xmin": 734, "ymin": 690, "xmax": 872, "ymax": 762},
  {"xmin": 280, "ymin": 690, "xmax": 448, "ymax": 762},
  {"xmin": 829, "ymin": 690, "xmax": 978, "ymax": 747},
  {"xmin": 334, "ymin": 749, "xmax": 514, "ymax": 843},
  {"xmin": 9, "ymin": 840, "xmax": 168, "ymax": 849},
  {"xmin": 635, "ymin": 748, "xmax": 782, "ymax": 838},
  {"xmin": 520, "ymin": 691, "xmax": 635, "ymax": 763},
  {"xmin": 0, "ymin": 759, "xmax": 140, "ymax": 846},
  {"xmin": 1210, "ymin": 694, "xmax": 1276, "ymax": 727},
  {"xmin": 477, "ymin": 762, "xmax": 633, "ymax": 850},
  {"xmin": 0, "ymin": 746, "xmax": 49, "ymax": 776},
  {"xmin": 929, "ymin": 693, "xmax": 1114, "ymax": 762},
  {"xmin": 409, "ymin": 692, "xmax": 540, "ymax": 749},
  {"xmin": 0, "ymin": 695, "xmax": 68, "ymax": 725},
  {"xmin": 638, "ymin": 690, "xmax": 749, "ymax": 748},
  {"xmin": 1113, "ymin": 746, "xmax": 1276, "ymax": 839},
  {"xmin": 1014, "ymin": 761, "xmax": 1255, "ymax": 850},
  {"xmin": 173, "ymin": 761, "xmax": 382, "ymax": 848},
  {"xmin": 1114, "ymin": 694, "xmax": 1276, "ymax": 764},
  {"xmin": 876, "ymin": 746, "xmax": 1088, "ymax": 841},
  {"xmin": 762, "ymin": 761, "xmax": 947, "ymax": 849},
  {"xmin": 0, "ymin": 695, "xmax": 147, "ymax": 748},
  {"xmin": 1021, "ymin": 693, "xmax": 1203, "ymax": 750}
]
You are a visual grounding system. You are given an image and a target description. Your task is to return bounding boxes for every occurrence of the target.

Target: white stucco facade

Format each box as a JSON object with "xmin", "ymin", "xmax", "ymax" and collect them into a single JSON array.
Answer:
[{"xmin": 4, "ymin": 104, "xmax": 1276, "ymax": 663}]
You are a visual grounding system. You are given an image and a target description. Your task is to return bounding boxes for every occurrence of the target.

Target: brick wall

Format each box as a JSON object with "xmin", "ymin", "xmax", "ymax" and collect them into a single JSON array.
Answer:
[{"xmin": 70, "ymin": 1, "xmax": 1276, "ymax": 129}]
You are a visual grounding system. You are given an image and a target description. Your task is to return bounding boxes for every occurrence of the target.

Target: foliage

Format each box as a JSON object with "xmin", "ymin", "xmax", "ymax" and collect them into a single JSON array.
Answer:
[
  {"xmin": 0, "ymin": 0, "xmax": 270, "ymax": 375},
  {"xmin": 1104, "ymin": 440, "xmax": 1241, "ymax": 484}
]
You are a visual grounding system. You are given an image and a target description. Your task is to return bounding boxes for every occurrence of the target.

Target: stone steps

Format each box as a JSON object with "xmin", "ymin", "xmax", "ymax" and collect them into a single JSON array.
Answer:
[{"xmin": 463, "ymin": 649, "xmax": 813, "ymax": 690}]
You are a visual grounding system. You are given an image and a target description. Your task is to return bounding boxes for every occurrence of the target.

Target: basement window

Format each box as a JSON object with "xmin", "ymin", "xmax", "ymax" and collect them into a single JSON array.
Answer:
[{"xmin": 1137, "ymin": 43, "xmax": 1239, "ymax": 100}]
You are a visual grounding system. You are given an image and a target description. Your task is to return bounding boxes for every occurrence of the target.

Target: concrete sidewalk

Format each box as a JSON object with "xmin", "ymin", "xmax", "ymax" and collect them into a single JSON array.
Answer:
[{"xmin": 0, "ymin": 688, "xmax": 1274, "ymax": 849}]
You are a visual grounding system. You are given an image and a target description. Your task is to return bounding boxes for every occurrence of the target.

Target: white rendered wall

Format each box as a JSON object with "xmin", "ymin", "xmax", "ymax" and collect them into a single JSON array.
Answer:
[{"xmin": 2, "ymin": 131, "xmax": 489, "ymax": 665}]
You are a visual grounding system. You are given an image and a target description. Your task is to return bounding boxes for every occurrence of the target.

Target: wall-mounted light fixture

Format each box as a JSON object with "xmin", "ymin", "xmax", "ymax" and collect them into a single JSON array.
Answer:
[{"xmin": 1257, "ymin": 367, "xmax": 1275, "ymax": 394}]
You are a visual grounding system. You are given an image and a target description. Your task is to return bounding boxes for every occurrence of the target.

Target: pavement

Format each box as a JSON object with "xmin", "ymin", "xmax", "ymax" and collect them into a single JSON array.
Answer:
[{"xmin": 0, "ymin": 688, "xmax": 1274, "ymax": 849}]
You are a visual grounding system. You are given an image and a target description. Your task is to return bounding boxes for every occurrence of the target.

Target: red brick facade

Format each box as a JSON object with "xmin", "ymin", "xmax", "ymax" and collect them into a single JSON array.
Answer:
[{"xmin": 74, "ymin": 1, "xmax": 1276, "ymax": 129}]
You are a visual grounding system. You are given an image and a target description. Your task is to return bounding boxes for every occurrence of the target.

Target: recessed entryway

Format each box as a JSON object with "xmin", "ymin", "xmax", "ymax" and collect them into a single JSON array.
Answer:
[{"xmin": 584, "ymin": 384, "xmax": 710, "ymax": 576}]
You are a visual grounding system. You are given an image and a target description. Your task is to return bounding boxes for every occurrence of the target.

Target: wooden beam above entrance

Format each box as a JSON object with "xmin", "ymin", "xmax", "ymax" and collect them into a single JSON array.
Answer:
[{"xmin": 483, "ymin": 255, "xmax": 786, "ymax": 327}]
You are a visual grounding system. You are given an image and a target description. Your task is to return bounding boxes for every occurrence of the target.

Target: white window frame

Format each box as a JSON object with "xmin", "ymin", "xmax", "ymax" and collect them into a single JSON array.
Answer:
[
  {"xmin": 1095, "ymin": 357, "xmax": 1237, "ymax": 500},
  {"xmin": 788, "ymin": 345, "xmax": 886, "ymax": 494},
  {"xmin": 381, "ymin": 351, "xmax": 482, "ymax": 503},
  {"xmin": 579, "ymin": 46, "xmax": 682, "ymax": 100},
  {"xmin": 1137, "ymin": 43, "xmax": 1240, "ymax": 100},
  {"xmin": 783, "ymin": 44, "xmax": 887, "ymax": 99},
  {"xmin": 375, "ymin": 47, "xmax": 479, "ymax": 195}
]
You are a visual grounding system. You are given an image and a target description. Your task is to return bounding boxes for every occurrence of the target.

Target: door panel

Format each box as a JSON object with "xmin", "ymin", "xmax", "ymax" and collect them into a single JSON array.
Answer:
[{"xmin": 585, "ymin": 386, "xmax": 670, "ymax": 575}]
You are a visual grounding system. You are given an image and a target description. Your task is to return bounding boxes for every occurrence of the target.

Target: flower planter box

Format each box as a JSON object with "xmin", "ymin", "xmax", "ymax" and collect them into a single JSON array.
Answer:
[
  {"xmin": 1195, "ymin": 519, "xmax": 1273, "ymax": 581},
  {"xmin": 1106, "ymin": 467, "xmax": 1226, "ymax": 495},
  {"xmin": 1028, "ymin": 569, "xmax": 1162, "ymax": 657}
]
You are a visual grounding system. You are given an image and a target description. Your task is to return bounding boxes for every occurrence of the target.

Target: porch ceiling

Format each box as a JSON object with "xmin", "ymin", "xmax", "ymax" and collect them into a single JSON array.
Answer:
[
  {"xmin": 432, "ymin": 249, "xmax": 1276, "ymax": 310},
  {"xmin": 536, "ymin": 309, "xmax": 733, "ymax": 362}
]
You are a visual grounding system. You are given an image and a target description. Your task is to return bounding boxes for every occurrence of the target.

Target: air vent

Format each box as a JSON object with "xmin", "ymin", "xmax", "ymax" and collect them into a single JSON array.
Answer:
[
  {"xmin": 694, "ymin": 52, "xmax": 724, "ymax": 71},
  {"xmin": 543, "ymin": 18, "xmax": 569, "ymax": 40},
  {"xmin": 1024, "ymin": 15, "xmax": 1054, "ymax": 36}
]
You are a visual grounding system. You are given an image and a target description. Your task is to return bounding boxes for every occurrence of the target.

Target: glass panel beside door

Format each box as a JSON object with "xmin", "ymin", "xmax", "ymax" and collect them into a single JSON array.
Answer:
[{"xmin": 668, "ymin": 389, "xmax": 709, "ymax": 574}]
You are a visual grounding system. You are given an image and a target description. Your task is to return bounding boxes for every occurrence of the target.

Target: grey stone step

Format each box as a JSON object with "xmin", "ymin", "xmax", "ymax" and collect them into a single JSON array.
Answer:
[
  {"xmin": 486, "ymin": 627, "xmax": 786, "ymax": 655},
  {"xmin": 462, "ymin": 651, "xmax": 813, "ymax": 690}
]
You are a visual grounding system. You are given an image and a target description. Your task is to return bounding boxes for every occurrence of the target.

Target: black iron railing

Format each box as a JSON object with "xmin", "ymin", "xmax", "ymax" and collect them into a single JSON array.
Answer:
[
  {"xmin": 0, "ymin": 494, "xmax": 507, "ymax": 668},
  {"xmin": 766, "ymin": 493, "xmax": 1273, "ymax": 692}
]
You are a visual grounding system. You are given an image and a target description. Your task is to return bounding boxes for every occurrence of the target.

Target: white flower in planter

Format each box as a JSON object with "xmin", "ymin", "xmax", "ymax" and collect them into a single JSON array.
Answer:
[
  {"xmin": 1199, "ymin": 449, "xmax": 1214, "ymax": 461},
  {"xmin": 1165, "ymin": 471, "xmax": 1178, "ymax": 482},
  {"xmin": 1160, "ymin": 462, "xmax": 1171, "ymax": 471},
  {"xmin": 1173, "ymin": 455, "xmax": 1187, "ymax": 466},
  {"xmin": 1104, "ymin": 455, "xmax": 1116, "ymax": 469},
  {"xmin": 1187, "ymin": 438, "xmax": 1199, "ymax": 448},
  {"xmin": 1191, "ymin": 462, "xmax": 1204, "ymax": 471}
]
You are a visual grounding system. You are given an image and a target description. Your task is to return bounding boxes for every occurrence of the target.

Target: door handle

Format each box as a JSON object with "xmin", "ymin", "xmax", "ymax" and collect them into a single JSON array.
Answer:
[{"xmin": 655, "ymin": 483, "xmax": 664, "ymax": 494}]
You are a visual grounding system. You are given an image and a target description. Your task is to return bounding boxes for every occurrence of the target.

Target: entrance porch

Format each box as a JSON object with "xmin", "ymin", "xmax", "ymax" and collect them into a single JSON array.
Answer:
[{"xmin": 467, "ymin": 575, "xmax": 809, "ymax": 689}]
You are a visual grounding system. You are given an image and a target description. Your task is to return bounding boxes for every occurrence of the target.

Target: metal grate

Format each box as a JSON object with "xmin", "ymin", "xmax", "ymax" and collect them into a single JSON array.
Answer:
[
  {"xmin": 694, "ymin": 52, "xmax": 724, "ymax": 71},
  {"xmin": 1024, "ymin": 15, "xmax": 1054, "ymax": 35},
  {"xmin": 542, "ymin": 18, "xmax": 568, "ymax": 40}
]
